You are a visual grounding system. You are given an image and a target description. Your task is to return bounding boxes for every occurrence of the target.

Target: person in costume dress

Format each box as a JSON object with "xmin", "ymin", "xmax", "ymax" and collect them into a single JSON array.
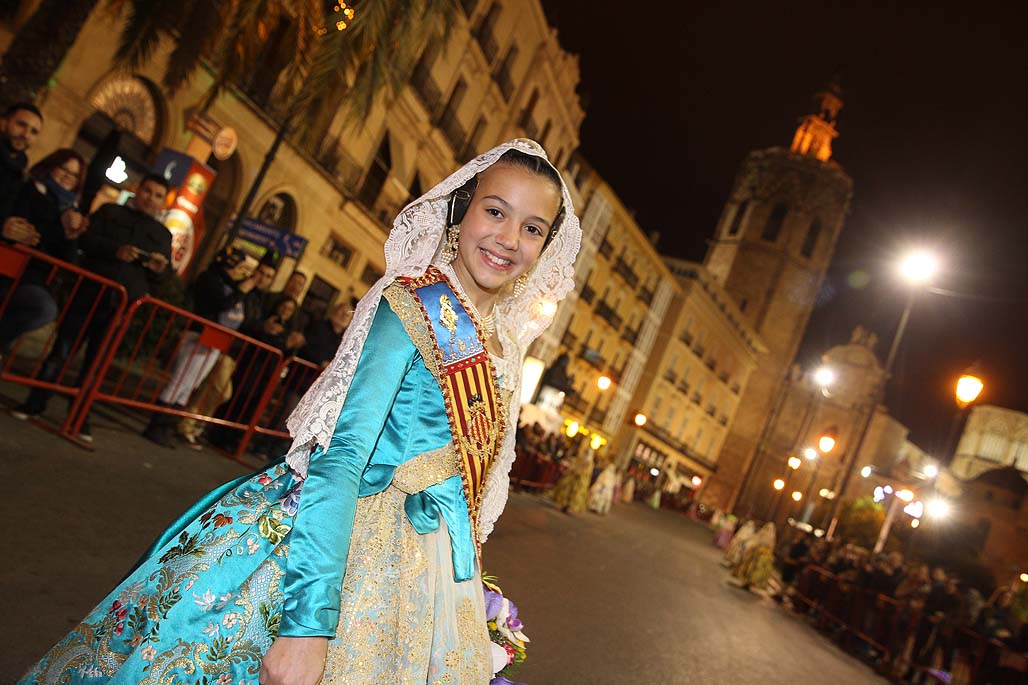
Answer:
[
  {"xmin": 722, "ymin": 520, "xmax": 756, "ymax": 567},
  {"xmin": 731, "ymin": 522, "xmax": 777, "ymax": 591},
  {"xmin": 713, "ymin": 513, "xmax": 738, "ymax": 549},
  {"xmin": 550, "ymin": 442, "xmax": 594, "ymax": 514},
  {"xmin": 19, "ymin": 139, "xmax": 581, "ymax": 685},
  {"xmin": 587, "ymin": 459, "xmax": 618, "ymax": 515}
]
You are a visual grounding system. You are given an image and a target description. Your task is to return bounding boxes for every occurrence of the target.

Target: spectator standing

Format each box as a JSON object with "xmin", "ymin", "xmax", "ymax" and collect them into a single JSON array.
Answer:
[
  {"xmin": 0, "ymin": 149, "xmax": 88, "ymax": 352},
  {"xmin": 266, "ymin": 269, "xmax": 309, "ymax": 336},
  {"xmin": 298, "ymin": 299, "xmax": 354, "ymax": 367},
  {"xmin": 11, "ymin": 174, "xmax": 172, "ymax": 442},
  {"xmin": 141, "ymin": 247, "xmax": 257, "ymax": 448},
  {"xmin": 0, "ymin": 102, "xmax": 42, "ymax": 219}
]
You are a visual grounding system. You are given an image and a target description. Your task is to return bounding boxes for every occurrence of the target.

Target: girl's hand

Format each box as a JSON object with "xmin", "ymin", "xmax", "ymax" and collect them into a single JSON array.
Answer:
[{"xmin": 259, "ymin": 636, "xmax": 328, "ymax": 685}]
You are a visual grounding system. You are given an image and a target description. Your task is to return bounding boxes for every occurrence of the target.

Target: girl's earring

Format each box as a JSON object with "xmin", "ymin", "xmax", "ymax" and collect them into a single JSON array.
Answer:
[
  {"xmin": 441, "ymin": 225, "xmax": 460, "ymax": 264},
  {"xmin": 513, "ymin": 274, "xmax": 528, "ymax": 296}
]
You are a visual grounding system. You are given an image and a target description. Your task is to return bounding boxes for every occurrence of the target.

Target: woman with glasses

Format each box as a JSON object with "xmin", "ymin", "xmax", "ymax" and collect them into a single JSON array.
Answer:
[{"xmin": 0, "ymin": 148, "xmax": 88, "ymax": 353}]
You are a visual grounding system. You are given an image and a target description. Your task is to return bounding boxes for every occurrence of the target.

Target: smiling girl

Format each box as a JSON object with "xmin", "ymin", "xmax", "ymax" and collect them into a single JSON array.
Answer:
[{"xmin": 21, "ymin": 140, "xmax": 581, "ymax": 685}]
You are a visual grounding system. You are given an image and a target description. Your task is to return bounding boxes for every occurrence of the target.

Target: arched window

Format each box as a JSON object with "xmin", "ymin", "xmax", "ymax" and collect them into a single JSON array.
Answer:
[
  {"xmin": 801, "ymin": 218, "xmax": 822, "ymax": 257},
  {"xmin": 727, "ymin": 200, "xmax": 748, "ymax": 236},
  {"xmin": 257, "ymin": 192, "xmax": 297, "ymax": 232},
  {"xmin": 358, "ymin": 135, "xmax": 391, "ymax": 209},
  {"xmin": 761, "ymin": 202, "xmax": 788, "ymax": 242}
]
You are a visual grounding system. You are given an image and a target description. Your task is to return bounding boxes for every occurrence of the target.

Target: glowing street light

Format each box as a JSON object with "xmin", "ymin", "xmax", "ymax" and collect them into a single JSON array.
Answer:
[
  {"xmin": 897, "ymin": 489, "xmax": 915, "ymax": 503},
  {"xmin": 1020, "ymin": 573, "xmax": 1028, "ymax": 583},
  {"xmin": 813, "ymin": 366, "xmax": 836, "ymax": 389},
  {"xmin": 634, "ymin": 413, "xmax": 647, "ymax": 427},
  {"xmin": 803, "ymin": 447, "xmax": 818, "ymax": 461},
  {"xmin": 787, "ymin": 456, "xmax": 802, "ymax": 470},
  {"xmin": 691, "ymin": 475, "xmax": 703, "ymax": 488},
  {"xmin": 955, "ymin": 372, "xmax": 985, "ymax": 408},
  {"xmin": 818, "ymin": 429, "xmax": 837, "ymax": 454},
  {"xmin": 597, "ymin": 375, "xmax": 612, "ymax": 391},
  {"xmin": 898, "ymin": 249, "xmax": 940, "ymax": 285},
  {"xmin": 861, "ymin": 465, "xmax": 873, "ymax": 478},
  {"xmin": 791, "ymin": 491, "xmax": 803, "ymax": 502},
  {"xmin": 926, "ymin": 499, "xmax": 951, "ymax": 518},
  {"xmin": 565, "ymin": 421, "xmax": 579, "ymax": 438},
  {"xmin": 911, "ymin": 519, "xmax": 920, "ymax": 529},
  {"xmin": 923, "ymin": 463, "xmax": 939, "ymax": 479},
  {"xmin": 773, "ymin": 478, "xmax": 786, "ymax": 491}
]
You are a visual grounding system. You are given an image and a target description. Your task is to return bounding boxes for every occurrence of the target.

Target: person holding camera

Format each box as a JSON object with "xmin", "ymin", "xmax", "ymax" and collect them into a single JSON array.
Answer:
[
  {"xmin": 11, "ymin": 173, "xmax": 172, "ymax": 442},
  {"xmin": 142, "ymin": 247, "xmax": 258, "ymax": 448}
]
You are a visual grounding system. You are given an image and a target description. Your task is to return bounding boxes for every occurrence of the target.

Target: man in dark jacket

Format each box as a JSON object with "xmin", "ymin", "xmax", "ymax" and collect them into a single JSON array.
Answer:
[
  {"xmin": 0, "ymin": 102, "xmax": 42, "ymax": 222},
  {"xmin": 11, "ymin": 174, "xmax": 172, "ymax": 442}
]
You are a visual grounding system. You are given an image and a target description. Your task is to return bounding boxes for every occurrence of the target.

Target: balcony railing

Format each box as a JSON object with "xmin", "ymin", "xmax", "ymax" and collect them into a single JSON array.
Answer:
[
  {"xmin": 580, "ymin": 284, "xmax": 596, "ymax": 304},
  {"xmin": 693, "ymin": 344, "xmax": 705, "ymax": 357},
  {"xmin": 676, "ymin": 381, "xmax": 691, "ymax": 396},
  {"xmin": 598, "ymin": 237, "xmax": 614, "ymax": 259},
  {"xmin": 637, "ymin": 287, "xmax": 654, "ymax": 306},
  {"xmin": 561, "ymin": 329, "xmax": 578, "ymax": 349},
  {"xmin": 475, "ymin": 32, "xmax": 499, "ymax": 64},
  {"xmin": 679, "ymin": 331, "xmax": 694, "ymax": 346},
  {"xmin": 621, "ymin": 327, "xmax": 639, "ymax": 345},
  {"xmin": 663, "ymin": 370, "xmax": 678, "ymax": 384}
]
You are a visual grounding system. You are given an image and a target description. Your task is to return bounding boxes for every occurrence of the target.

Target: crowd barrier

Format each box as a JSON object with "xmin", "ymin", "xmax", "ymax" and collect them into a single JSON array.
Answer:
[
  {"xmin": 509, "ymin": 445, "xmax": 562, "ymax": 489},
  {"xmin": 791, "ymin": 564, "xmax": 1028, "ymax": 684},
  {"xmin": 0, "ymin": 243, "xmax": 128, "ymax": 436},
  {"xmin": 68, "ymin": 296, "xmax": 287, "ymax": 459},
  {"xmin": 234, "ymin": 355, "xmax": 321, "ymax": 457}
]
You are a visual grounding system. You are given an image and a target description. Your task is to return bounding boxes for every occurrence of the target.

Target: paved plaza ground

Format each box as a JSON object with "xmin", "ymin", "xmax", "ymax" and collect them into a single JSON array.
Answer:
[{"xmin": 0, "ymin": 400, "xmax": 886, "ymax": 684}]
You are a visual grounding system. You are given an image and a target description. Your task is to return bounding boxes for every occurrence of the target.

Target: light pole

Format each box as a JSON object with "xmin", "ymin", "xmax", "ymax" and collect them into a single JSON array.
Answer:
[
  {"xmin": 827, "ymin": 249, "xmax": 939, "ymax": 539},
  {"xmin": 800, "ymin": 427, "xmax": 838, "ymax": 524},
  {"xmin": 769, "ymin": 456, "xmax": 802, "ymax": 522},
  {"xmin": 579, "ymin": 375, "xmax": 611, "ymax": 456},
  {"xmin": 945, "ymin": 366, "xmax": 985, "ymax": 467}
]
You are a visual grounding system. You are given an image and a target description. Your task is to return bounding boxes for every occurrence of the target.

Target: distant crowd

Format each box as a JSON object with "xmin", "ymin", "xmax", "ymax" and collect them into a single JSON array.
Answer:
[{"xmin": 716, "ymin": 514, "xmax": 1028, "ymax": 684}]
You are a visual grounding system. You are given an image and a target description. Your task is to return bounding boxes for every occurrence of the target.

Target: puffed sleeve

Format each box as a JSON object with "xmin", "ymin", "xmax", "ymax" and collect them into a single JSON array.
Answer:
[{"xmin": 278, "ymin": 298, "xmax": 417, "ymax": 637}]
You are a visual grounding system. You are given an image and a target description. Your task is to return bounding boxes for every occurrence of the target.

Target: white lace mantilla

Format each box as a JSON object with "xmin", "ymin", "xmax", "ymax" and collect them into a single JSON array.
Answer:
[{"xmin": 285, "ymin": 139, "xmax": 582, "ymax": 542}]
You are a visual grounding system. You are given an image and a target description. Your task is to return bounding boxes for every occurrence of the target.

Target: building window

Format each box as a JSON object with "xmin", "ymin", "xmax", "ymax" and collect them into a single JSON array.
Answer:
[
  {"xmin": 519, "ymin": 88, "xmax": 540, "ymax": 137},
  {"xmin": 727, "ymin": 200, "xmax": 748, "ymax": 237},
  {"xmin": 462, "ymin": 116, "xmax": 487, "ymax": 160},
  {"xmin": 358, "ymin": 135, "xmax": 391, "ymax": 210},
  {"xmin": 761, "ymin": 203, "xmax": 788, "ymax": 242},
  {"xmin": 739, "ymin": 297, "xmax": 748, "ymax": 313},
  {"xmin": 538, "ymin": 119, "xmax": 552, "ymax": 148},
  {"xmin": 801, "ymin": 218, "xmax": 822, "ymax": 257},
  {"xmin": 411, "ymin": 43, "xmax": 443, "ymax": 118},
  {"xmin": 439, "ymin": 78, "xmax": 468, "ymax": 153},
  {"xmin": 472, "ymin": 2, "xmax": 502, "ymax": 63},
  {"xmin": 320, "ymin": 234, "xmax": 354, "ymax": 269},
  {"xmin": 361, "ymin": 263, "xmax": 383, "ymax": 287},
  {"xmin": 460, "ymin": 0, "xmax": 478, "ymax": 14},
  {"xmin": 495, "ymin": 45, "xmax": 518, "ymax": 100}
]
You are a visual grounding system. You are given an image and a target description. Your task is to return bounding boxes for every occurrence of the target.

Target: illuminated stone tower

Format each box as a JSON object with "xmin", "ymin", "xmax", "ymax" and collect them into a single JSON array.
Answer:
[{"xmin": 702, "ymin": 82, "xmax": 854, "ymax": 510}]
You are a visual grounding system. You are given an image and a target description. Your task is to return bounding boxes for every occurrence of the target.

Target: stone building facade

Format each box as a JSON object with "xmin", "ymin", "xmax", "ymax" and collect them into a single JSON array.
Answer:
[
  {"xmin": 617, "ymin": 258, "xmax": 764, "ymax": 496},
  {"xmin": 524, "ymin": 158, "xmax": 677, "ymax": 446},
  {"xmin": 951, "ymin": 405, "xmax": 1028, "ymax": 481},
  {"xmin": 1, "ymin": 0, "xmax": 584, "ymax": 311},
  {"xmin": 701, "ymin": 84, "xmax": 855, "ymax": 510}
]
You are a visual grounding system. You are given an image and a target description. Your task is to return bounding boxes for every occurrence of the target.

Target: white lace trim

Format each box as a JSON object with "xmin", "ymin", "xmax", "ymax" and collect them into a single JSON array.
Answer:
[{"xmin": 285, "ymin": 139, "xmax": 581, "ymax": 542}]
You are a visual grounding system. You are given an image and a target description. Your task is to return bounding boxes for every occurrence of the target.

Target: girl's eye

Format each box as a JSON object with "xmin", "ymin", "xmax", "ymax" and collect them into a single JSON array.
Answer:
[
  {"xmin": 486, "ymin": 208, "xmax": 503, "ymax": 218},
  {"xmin": 525, "ymin": 225, "xmax": 544, "ymax": 237}
]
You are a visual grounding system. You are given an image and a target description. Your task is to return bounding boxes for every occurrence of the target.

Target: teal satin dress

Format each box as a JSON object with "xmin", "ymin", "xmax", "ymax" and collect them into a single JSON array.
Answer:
[{"xmin": 20, "ymin": 298, "xmax": 491, "ymax": 684}]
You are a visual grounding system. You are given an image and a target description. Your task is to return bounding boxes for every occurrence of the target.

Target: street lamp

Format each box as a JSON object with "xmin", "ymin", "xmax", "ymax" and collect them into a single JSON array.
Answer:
[
  {"xmin": 801, "ymin": 427, "xmax": 837, "ymax": 524},
  {"xmin": 860, "ymin": 465, "xmax": 873, "ymax": 478},
  {"xmin": 773, "ymin": 478, "xmax": 786, "ymax": 491},
  {"xmin": 634, "ymin": 413, "xmax": 647, "ymax": 427},
  {"xmin": 946, "ymin": 365, "xmax": 986, "ymax": 468},
  {"xmin": 791, "ymin": 491, "xmax": 803, "ymax": 502},
  {"xmin": 955, "ymin": 373, "xmax": 984, "ymax": 408},
  {"xmin": 827, "ymin": 248, "xmax": 940, "ymax": 539}
]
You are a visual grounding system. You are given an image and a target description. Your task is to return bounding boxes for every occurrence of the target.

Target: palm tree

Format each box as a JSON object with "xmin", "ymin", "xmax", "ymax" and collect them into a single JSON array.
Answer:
[{"xmin": 0, "ymin": 0, "xmax": 102, "ymax": 108}]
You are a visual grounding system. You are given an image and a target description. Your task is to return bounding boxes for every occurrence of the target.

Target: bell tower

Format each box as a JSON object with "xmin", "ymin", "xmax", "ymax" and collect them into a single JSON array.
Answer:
[{"xmin": 701, "ymin": 82, "xmax": 855, "ymax": 511}]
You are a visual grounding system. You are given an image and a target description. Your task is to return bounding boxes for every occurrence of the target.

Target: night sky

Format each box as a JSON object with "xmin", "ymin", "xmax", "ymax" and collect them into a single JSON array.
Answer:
[{"xmin": 540, "ymin": 0, "xmax": 1028, "ymax": 456}]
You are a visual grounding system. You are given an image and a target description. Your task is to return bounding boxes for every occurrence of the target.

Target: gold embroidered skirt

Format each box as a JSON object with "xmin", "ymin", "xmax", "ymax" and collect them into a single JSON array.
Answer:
[{"xmin": 323, "ymin": 483, "xmax": 492, "ymax": 684}]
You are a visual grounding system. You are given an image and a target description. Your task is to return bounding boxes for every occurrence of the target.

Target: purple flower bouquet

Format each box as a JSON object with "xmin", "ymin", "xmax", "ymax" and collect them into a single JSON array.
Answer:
[{"xmin": 482, "ymin": 575, "xmax": 530, "ymax": 685}]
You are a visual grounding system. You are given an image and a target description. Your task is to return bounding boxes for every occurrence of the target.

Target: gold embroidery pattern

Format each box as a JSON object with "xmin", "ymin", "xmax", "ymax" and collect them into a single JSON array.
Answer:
[
  {"xmin": 384, "ymin": 284, "xmax": 440, "ymax": 378},
  {"xmin": 323, "ymin": 485, "xmax": 490, "ymax": 684},
  {"xmin": 393, "ymin": 444, "xmax": 460, "ymax": 494}
]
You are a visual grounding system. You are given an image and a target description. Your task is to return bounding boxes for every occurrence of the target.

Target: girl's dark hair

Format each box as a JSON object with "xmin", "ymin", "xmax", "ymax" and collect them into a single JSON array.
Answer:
[
  {"xmin": 497, "ymin": 149, "xmax": 562, "ymax": 191},
  {"xmin": 30, "ymin": 148, "xmax": 86, "ymax": 194}
]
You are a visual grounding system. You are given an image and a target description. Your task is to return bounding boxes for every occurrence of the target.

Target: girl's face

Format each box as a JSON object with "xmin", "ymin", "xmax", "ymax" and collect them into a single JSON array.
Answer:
[
  {"xmin": 453, "ymin": 162, "xmax": 561, "ymax": 301},
  {"xmin": 51, "ymin": 157, "xmax": 81, "ymax": 192}
]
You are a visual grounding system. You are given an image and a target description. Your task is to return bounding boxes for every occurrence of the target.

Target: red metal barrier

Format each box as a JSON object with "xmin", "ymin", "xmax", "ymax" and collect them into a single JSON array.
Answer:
[
  {"xmin": 69, "ymin": 295, "xmax": 284, "ymax": 460},
  {"xmin": 233, "ymin": 355, "xmax": 322, "ymax": 458},
  {"xmin": 509, "ymin": 445, "xmax": 562, "ymax": 489},
  {"xmin": 0, "ymin": 243, "xmax": 128, "ymax": 436}
]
